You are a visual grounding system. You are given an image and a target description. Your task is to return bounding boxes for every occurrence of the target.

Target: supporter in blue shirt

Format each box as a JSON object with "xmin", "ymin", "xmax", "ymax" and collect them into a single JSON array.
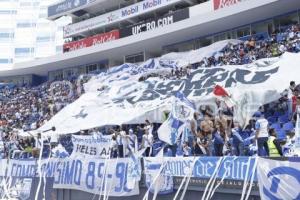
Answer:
[
  {"xmin": 231, "ymin": 122, "xmax": 244, "ymax": 156},
  {"xmin": 213, "ymin": 121, "xmax": 226, "ymax": 156}
]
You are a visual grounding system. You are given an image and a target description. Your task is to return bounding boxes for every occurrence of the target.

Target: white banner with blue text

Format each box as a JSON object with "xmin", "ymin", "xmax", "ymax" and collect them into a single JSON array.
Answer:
[
  {"xmin": 71, "ymin": 134, "xmax": 112, "ymax": 158},
  {"xmin": 52, "ymin": 158, "xmax": 140, "ymax": 196}
]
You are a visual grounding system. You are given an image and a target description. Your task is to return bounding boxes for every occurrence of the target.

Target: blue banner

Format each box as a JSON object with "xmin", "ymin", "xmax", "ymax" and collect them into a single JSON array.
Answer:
[{"xmin": 144, "ymin": 157, "xmax": 257, "ymax": 181}]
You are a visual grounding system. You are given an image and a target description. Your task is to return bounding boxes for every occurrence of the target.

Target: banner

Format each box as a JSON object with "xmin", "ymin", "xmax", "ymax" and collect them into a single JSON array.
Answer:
[
  {"xmin": 145, "ymin": 167, "xmax": 174, "ymax": 195},
  {"xmin": 63, "ymin": 0, "xmax": 182, "ymax": 37},
  {"xmin": 144, "ymin": 157, "xmax": 257, "ymax": 180},
  {"xmin": 48, "ymin": 0, "xmax": 87, "ymax": 17},
  {"xmin": 39, "ymin": 48, "xmax": 300, "ymax": 134},
  {"xmin": 257, "ymin": 157, "xmax": 300, "ymax": 200},
  {"xmin": 63, "ymin": 30, "xmax": 120, "ymax": 52},
  {"xmin": 53, "ymin": 158, "xmax": 140, "ymax": 196},
  {"xmin": 120, "ymin": 8, "xmax": 189, "ymax": 37},
  {"xmin": 213, "ymin": 0, "xmax": 249, "ymax": 10},
  {"xmin": 7, "ymin": 160, "xmax": 37, "ymax": 178},
  {"xmin": 71, "ymin": 134, "xmax": 112, "ymax": 158}
]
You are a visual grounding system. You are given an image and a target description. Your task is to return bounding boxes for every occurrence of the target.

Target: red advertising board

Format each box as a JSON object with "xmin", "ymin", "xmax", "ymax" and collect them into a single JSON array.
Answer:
[
  {"xmin": 213, "ymin": 0, "xmax": 241, "ymax": 10},
  {"xmin": 63, "ymin": 30, "xmax": 119, "ymax": 52}
]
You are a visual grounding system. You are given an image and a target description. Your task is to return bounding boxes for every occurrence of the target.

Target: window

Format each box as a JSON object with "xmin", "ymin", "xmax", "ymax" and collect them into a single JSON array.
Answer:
[
  {"xmin": 39, "ymin": 12, "xmax": 47, "ymax": 18},
  {"xmin": 237, "ymin": 26, "xmax": 251, "ymax": 38},
  {"xmin": 56, "ymin": 46, "xmax": 63, "ymax": 52},
  {"xmin": 195, "ymin": 37, "xmax": 212, "ymax": 49},
  {"xmin": 20, "ymin": 2, "xmax": 31, "ymax": 6},
  {"xmin": 0, "ymin": 59, "xmax": 12, "ymax": 64},
  {"xmin": 32, "ymin": 2, "xmax": 39, "ymax": 6},
  {"xmin": 15, "ymin": 48, "xmax": 34, "ymax": 57},
  {"xmin": 87, "ymin": 64, "xmax": 97, "ymax": 73},
  {"xmin": 0, "ymin": 32, "xmax": 14, "ymax": 39},
  {"xmin": 274, "ymin": 12, "xmax": 299, "ymax": 31},
  {"xmin": 125, "ymin": 52, "xmax": 144, "ymax": 63},
  {"xmin": 17, "ymin": 23, "xmax": 36, "ymax": 28},
  {"xmin": 0, "ymin": 10, "xmax": 17, "ymax": 15},
  {"xmin": 36, "ymin": 36, "xmax": 51, "ymax": 42},
  {"xmin": 251, "ymin": 20, "xmax": 273, "ymax": 36}
]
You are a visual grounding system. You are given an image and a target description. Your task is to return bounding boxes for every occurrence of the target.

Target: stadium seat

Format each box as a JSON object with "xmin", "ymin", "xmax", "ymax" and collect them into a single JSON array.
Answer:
[
  {"xmin": 273, "ymin": 111, "xmax": 282, "ymax": 118},
  {"xmin": 278, "ymin": 115, "xmax": 289, "ymax": 124},
  {"xmin": 282, "ymin": 122, "xmax": 294, "ymax": 132},
  {"xmin": 276, "ymin": 129, "xmax": 286, "ymax": 140},
  {"xmin": 270, "ymin": 123, "xmax": 281, "ymax": 131},
  {"xmin": 267, "ymin": 116, "xmax": 277, "ymax": 124}
]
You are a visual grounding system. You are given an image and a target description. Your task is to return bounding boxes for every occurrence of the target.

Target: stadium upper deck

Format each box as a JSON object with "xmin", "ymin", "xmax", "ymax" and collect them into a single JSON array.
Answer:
[{"xmin": 0, "ymin": 0, "xmax": 300, "ymax": 84}]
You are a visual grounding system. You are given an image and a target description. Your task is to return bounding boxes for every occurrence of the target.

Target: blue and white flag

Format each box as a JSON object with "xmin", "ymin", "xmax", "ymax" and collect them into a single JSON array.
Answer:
[
  {"xmin": 257, "ymin": 157, "xmax": 300, "ymax": 200},
  {"xmin": 144, "ymin": 158, "xmax": 174, "ymax": 195},
  {"xmin": 158, "ymin": 92, "xmax": 196, "ymax": 145}
]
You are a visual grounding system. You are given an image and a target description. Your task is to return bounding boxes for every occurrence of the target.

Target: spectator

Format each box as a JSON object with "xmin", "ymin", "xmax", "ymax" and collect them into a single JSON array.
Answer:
[
  {"xmin": 231, "ymin": 122, "xmax": 244, "ymax": 156},
  {"xmin": 182, "ymin": 141, "xmax": 191, "ymax": 157},
  {"xmin": 287, "ymin": 81, "xmax": 296, "ymax": 119},
  {"xmin": 142, "ymin": 129, "xmax": 153, "ymax": 157},
  {"xmin": 193, "ymin": 130, "xmax": 208, "ymax": 156},
  {"xmin": 126, "ymin": 129, "xmax": 138, "ymax": 153},
  {"xmin": 110, "ymin": 135, "xmax": 118, "ymax": 158},
  {"xmin": 267, "ymin": 128, "xmax": 283, "ymax": 157},
  {"xmin": 254, "ymin": 112, "xmax": 269, "ymax": 156},
  {"xmin": 213, "ymin": 121, "xmax": 226, "ymax": 156}
]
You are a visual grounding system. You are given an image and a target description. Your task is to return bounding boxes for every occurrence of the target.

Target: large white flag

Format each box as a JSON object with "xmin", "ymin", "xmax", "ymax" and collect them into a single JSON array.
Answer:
[
  {"xmin": 257, "ymin": 157, "xmax": 300, "ymax": 200},
  {"xmin": 157, "ymin": 92, "xmax": 195, "ymax": 145}
]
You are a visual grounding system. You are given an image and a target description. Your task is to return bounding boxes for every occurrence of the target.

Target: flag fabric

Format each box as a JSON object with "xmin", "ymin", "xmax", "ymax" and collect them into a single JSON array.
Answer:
[
  {"xmin": 158, "ymin": 92, "xmax": 195, "ymax": 145},
  {"xmin": 144, "ymin": 151, "xmax": 174, "ymax": 196},
  {"xmin": 287, "ymin": 113, "xmax": 300, "ymax": 156},
  {"xmin": 257, "ymin": 157, "xmax": 300, "ymax": 200},
  {"xmin": 213, "ymin": 85, "xmax": 236, "ymax": 108},
  {"xmin": 295, "ymin": 114, "xmax": 300, "ymax": 149}
]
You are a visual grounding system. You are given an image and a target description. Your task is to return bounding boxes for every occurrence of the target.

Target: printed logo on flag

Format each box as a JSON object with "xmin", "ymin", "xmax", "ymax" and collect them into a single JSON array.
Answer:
[
  {"xmin": 257, "ymin": 158, "xmax": 300, "ymax": 200},
  {"xmin": 263, "ymin": 166, "xmax": 300, "ymax": 200}
]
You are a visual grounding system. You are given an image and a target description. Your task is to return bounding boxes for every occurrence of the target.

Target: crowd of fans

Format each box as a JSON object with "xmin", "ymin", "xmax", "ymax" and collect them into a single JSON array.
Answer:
[
  {"xmin": 140, "ymin": 24, "xmax": 300, "ymax": 82},
  {"xmin": 1, "ymin": 79, "xmax": 298, "ymax": 159},
  {"xmin": 0, "ymin": 79, "xmax": 86, "ymax": 159},
  {"xmin": 194, "ymin": 24, "xmax": 300, "ymax": 68},
  {"xmin": 0, "ymin": 24, "xmax": 299, "ymax": 159}
]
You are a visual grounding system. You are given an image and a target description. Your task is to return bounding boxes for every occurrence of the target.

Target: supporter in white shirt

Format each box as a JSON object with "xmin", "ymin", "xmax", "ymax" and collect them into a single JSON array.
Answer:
[
  {"xmin": 254, "ymin": 112, "xmax": 269, "ymax": 156},
  {"xmin": 279, "ymin": 44, "xmax": 287, "ymax": 53},
  {"xmin": 289, "ymin": 31, "xmax": 295, "ymax": 40},
  {"xmin": 287, "ymin": 81, "xmax": 296, "ymax": 119},
  {"xmin": 142, "ymin": 129, "xmax": 153, "ymax": 157},
  {"xmin": 145, "ymin": 120, "xmax": 153, "ymax": 135},
  {"xmin": 113, "ymin": 129, "xmax": 126, "ymax": 158}
]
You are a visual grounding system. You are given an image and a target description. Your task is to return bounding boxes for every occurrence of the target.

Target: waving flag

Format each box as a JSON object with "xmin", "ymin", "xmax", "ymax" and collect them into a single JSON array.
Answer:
[
  {"xmin": 158, "ymin": 92, "xmax": 195, "ymax": 145},
  {"xmin": 257, "ymin": 157, "xmax": 300, "ymax": 200},
  {"xmin": 213, "ymin": 85, "xmax": 236, "ymax": 108}
]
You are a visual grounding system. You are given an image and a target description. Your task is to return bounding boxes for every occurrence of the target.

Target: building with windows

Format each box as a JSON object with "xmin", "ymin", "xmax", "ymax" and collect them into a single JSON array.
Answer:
[
  {"xmin": 0, "ymin": 0, "xmax": 300, "ymax": 84},
  {"xmin": 0, "ymin": 0, "xmax": 70, "ymax": 68}
]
